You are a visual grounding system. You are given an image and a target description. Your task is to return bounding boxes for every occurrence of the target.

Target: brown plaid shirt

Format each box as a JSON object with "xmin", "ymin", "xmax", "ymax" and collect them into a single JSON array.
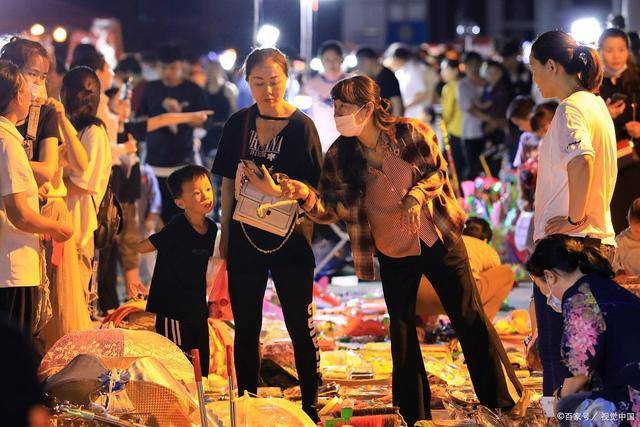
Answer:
[{"xmin": 302, "ymin": 118, "xmax": 466, "ymax": 280}]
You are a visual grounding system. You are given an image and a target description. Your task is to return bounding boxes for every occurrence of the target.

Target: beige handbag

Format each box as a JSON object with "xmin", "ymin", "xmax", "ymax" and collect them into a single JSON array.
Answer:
[
  {"xmin": 232, "ymin": 109, "xmax": 300, "ymax": 253},
  {"xmin": 233, "ymin": 176, "xmax": 298, "ymax": 237}
]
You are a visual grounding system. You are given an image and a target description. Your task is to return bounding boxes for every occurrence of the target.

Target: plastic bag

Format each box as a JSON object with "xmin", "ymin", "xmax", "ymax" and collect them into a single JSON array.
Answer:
[{"xmin": 208, "ymin": 261, "xmax": 233, "ymax": 320}]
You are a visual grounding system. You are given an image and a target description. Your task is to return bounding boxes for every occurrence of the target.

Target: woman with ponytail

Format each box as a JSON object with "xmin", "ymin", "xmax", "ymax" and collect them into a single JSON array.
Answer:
[
  {"xmin": 62, "ymin": 67, "xmax": 112, "ymax": 293},
  {"xmin": 528, "ymin": 30, "xmax": 618, "ymax": 397},
  {"xmin": 526, "ymin": 234, "xmax": 640, "ymax": 423},
  {"xmin": 251, "ymin": 75, "xmax": 523, "ymax": 424}
]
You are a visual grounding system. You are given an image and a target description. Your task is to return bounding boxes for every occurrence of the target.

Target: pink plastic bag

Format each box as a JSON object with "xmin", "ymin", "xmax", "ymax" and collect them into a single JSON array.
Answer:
[{"xmin": 208, "ymin": 261, "xmax": 233, "ymax": 320}]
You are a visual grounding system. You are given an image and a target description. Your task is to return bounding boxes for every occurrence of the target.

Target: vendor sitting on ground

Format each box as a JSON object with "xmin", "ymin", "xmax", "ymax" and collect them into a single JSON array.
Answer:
[
  {"xmin": 526, "ymin": 234, "xmax": 640, "ymax": 424},
  {"xmin": 613, "ymin": 198, "xmax": 640, "ymax": 282},
  {"xmin": 417, "ymin": 217, "xmax": 515, "ymax": 321}
]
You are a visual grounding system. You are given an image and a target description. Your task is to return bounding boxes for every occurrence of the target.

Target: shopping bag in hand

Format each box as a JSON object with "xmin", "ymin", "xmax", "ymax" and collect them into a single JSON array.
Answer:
[{"xmin": 208, "ymin": 261, "xmax": 233, "ymax": 320}]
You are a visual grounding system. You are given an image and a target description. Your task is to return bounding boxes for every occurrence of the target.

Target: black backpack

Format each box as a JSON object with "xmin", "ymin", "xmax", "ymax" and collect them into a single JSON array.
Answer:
[{"xmin": 92, "ymin": 179, "xmax": 123, "ymax": 250}]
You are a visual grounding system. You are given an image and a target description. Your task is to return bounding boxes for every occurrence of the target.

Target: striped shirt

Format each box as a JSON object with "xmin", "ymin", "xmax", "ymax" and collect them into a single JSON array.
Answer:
[
  {"xmin": 364, "ymin": 143, "xmax": 439, "ymax": 257},
  {"xmin": 302, "ymin": 118, "xmax": 466, "ymax": 280}
]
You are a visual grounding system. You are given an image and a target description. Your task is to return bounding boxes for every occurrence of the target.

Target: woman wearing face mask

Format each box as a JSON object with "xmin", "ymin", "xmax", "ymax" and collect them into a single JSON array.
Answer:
[
  {"xmin": 528, "ymin": 31, "xmax": 618, "ymax": 397},
  {"xmin": 0, "ymin": 38, "xmax": 61, "ymax": 186},
  {"xmin": 598, "ymin": 29, "xmax": 640, "ymax": 234},
  {"xmin": 526, "ymin": 234, "xmax": 640, "ymax": 424},
  {"xmin": 264, "ymin": 75, "xmax": 522, "ymax": 425},
  {"xmin": 211, "ymin": 47, "xmax": 322, "ymax": 422}
]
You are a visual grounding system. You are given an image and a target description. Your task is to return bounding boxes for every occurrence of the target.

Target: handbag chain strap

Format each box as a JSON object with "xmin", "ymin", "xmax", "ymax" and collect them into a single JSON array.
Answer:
[
  {"xmin": 239, "ymin": 209, "xmax": 298, "ymax": 254},
  {"xmin": 237, "ymin": 106, "xmax": 297, "ymax": 254}
]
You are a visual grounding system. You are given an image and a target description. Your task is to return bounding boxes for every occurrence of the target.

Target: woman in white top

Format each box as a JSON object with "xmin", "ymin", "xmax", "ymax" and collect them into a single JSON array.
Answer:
[
  {"xmin": 0, "ymin": 60, "xmax": 72, "ymax": 333},
  {"xmin": 62, "ymin": 67, "xmax": 113, "ymax": 292},
  {"xmin": 528, "ymin": 30, "xmax": 617, "ymax": 398}
]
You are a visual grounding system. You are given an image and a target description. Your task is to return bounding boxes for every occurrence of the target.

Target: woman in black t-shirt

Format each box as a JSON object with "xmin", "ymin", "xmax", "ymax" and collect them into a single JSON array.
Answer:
[
  {"xmin": 211, "ymin": 48, "xmax": 322, "ymax": 422},
  {"xmin": 598, "ymin": 29, "xmax": 640, "ymax": 233},
  {"xmin": 0, "ymin": 37, "xmax": 61, "ymax": 185}
]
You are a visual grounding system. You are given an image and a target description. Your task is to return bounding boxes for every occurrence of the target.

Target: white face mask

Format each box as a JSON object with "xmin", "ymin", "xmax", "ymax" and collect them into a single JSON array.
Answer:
[
  {"xmin": 544, "ymin": 273, "xmax": 563, "ymax": 313},
  {"xmin": 335, "ymin": 105, "xmax": 366, "ymax": 137}
]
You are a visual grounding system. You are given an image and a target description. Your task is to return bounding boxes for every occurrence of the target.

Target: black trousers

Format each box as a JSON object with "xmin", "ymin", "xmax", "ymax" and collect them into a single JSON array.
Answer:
[
  {"xmin": 156, "ymin": 177, "xmax": 183, "ymax": 225},
  {"xmin": 155, "ymin": 315, "xmax": 210, "ymax": 377},
  {"xmin": 227, "ymin": 264, "xmax": 320, "ymax": 421},
  {"xmin": 463, "ymin": 137, "xmax": 486, "ymax": 179},
  {"xmin": 377, "ymin": 239, "xmax": 522, "ymax": 425},
  {"xmin": 0, "ymin": 287, "xmax": 34, "ymax": 335},
  {"xmin": 97, "ymin": 244, "xmax": 120, "ymax": 313},
  {"xmin": 448, "ymin": 135, "xmax": 468, "ymax": 184}
]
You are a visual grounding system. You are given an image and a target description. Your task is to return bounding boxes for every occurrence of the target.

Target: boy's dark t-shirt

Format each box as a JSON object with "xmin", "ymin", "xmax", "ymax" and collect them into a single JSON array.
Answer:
[
  {"xmin": 147, "ymin": 214, "xmax": 217, "ymax": 321},
  {"xmin": 137, "ymin": 79, "xmax": 208, "ymax": 167},
  {"xmin": 375, "ymin": 66, "xmax": 403, "ymax": 104},
  {"xmin": 16, "ymin": 104, "xmax": 61, "ymax": 161},
  {"xmin": 211, "ymin": 104, "xmax": 322, "ymax": 271}
]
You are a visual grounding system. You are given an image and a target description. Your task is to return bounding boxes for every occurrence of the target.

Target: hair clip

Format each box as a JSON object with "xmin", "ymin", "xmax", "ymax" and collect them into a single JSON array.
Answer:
[{"xmin": 578, "ymin": 51, "xmax": 588, "ymax": 66}]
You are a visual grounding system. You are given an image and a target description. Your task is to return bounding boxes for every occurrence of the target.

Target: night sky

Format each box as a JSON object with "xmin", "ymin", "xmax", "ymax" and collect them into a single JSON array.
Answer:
[{"xmin": 0, "ymin": 0, "xmax": 342, "ymax": 58}]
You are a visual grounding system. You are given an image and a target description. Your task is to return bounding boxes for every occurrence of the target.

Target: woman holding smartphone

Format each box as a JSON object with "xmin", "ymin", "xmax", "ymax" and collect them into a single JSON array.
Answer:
[
  {"xmin": 211, "ymin": 47, "xmax": 323, "ymax": 422},
  {"xmin": 598, "ymin": 28, "xmax": 640, "ymax": 233}
]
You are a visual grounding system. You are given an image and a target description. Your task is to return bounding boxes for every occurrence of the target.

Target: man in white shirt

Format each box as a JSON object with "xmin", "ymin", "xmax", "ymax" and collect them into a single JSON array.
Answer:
[
  {"xmin": 384, "ymin": 43, "xmax": 434, "ymax": 120},
  {"xmin": 302, "ymin": 41, "xmax": 346, "ymax": 152},
  {"xmin": 458, "ymin": 52, "xmax": 487, "ymax": 180}
]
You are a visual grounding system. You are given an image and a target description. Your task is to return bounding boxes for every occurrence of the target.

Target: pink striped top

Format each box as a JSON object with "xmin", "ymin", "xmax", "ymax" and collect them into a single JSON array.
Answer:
[{"xmin": 364, "ymin": 146, "xmax": 439, "ymax": 258}]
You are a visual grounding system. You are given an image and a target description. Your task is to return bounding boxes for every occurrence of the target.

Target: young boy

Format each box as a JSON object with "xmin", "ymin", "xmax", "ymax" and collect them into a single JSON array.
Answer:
[
  {"xmin": 135, "ymin": 164, "xmax": 217, "ymax": 376},
  {"xmin": 613, "ymin": 198, "xmax": 640, "ymax": 280}
]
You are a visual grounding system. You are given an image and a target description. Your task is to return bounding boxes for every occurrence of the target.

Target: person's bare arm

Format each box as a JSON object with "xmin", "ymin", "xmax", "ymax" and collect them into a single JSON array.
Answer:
[
  {"xmin": 219, "ymin": 177, "xmax": 236, "ymax": 259},
  {"xmin": 3, "ymin": 192, "xmax": 72, "ymax": 241},
  {"xmin": 558, "ymin": 375, "xmax": 589, "ymax": 398},
  {"xmin": 567, "ymin": 154, "xmax": 594, "ymax": 223},
  {"xmin": 63, "ymin": 177, "xmax": 94, "ymax": 197},
  {"xmin": 58, "ymin": 116, "xmax": 88, "ymax": 172},
  {"xmin": 29, "ymin": 137, "xmax": 58, "ymax": 184},
  {"xmin": 146, "ymin": 111, "xmax": 213, "ymax": 132},
  {"xmin": 136, "ymin": 238, "xmax": 156, "ymax": 253}
]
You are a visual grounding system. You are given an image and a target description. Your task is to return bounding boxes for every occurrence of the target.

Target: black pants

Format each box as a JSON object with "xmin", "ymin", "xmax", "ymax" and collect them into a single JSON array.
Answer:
[
  {"xmin": 463, "ymin": 137, "xmax": 486, "ymax": 179},
  {"xmin": 611, "ymin": 163, "xmax": 640, "ymax": 234},
  {"xmin": 155, "ymin": 315, "xmax": 210, "ymax": 377},
  {"xmin": 156, "ymin": 176, "xmax": 183, "ymax": 225},
  {"xmin": 97, "ymin": 244, "xmax": 120, "ymax": 313},
  {"xmin": 0, "ymin": 287, "xmax": 34, "ymax": 335},
  {"xmin": 228, "ymin": 265, "xmax": 320, "ymax": 421},
  {"xmin": 448, "ymin": 135, "xmax": 468, "ymax": 184},
  {"xmin": 377, "ymin": 239, "xmax": 521, "ymax": 425}
]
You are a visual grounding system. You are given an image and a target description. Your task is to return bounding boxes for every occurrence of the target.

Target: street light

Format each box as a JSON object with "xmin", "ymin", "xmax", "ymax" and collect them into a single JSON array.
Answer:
[
  {"xmin": 256, "ymin": 24, "xmax": 280, "ymax": 48},
  {"xmin": 310, "ymin": 57, "xmax": 323, "ymax": 72},
  {"xmin": 570, "ymin": 17, "xmax": 602, "ymax": 45},
  {"xmin": 344, "ymin": 54, "xmax": 357, "ymax": 69},
  {"xmin": 52, "ymin": 27, "xmax": 67, "ymax": 43},
  {"xmin": 30, "ymin": 24, "xmax": 45, "ymax": 37},
  {"xmin": 219, "ymin": 49, "xmax": 238, "ymax": 71}
]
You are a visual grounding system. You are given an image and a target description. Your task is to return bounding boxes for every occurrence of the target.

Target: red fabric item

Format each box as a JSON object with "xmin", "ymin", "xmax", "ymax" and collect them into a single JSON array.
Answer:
[
  {"xmin": 208, "ymin": 261, "xmax": 233, "ymax": 320},
  {"xmin": 51, "ymin": 241, "xmax": 64, "ymax": 267}
]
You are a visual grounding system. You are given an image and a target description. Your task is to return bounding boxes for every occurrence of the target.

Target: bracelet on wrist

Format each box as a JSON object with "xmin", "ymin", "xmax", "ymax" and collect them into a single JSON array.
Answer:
[{"xmin": 567, "ymin": 215, "xmax": 587, "ymax": 226}]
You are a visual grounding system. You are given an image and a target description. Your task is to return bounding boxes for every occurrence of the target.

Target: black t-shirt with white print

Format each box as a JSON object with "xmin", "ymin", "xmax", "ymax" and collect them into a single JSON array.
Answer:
[{"xmin": 211, "ymin": 104, "xmax": 323, "ymax": 271}]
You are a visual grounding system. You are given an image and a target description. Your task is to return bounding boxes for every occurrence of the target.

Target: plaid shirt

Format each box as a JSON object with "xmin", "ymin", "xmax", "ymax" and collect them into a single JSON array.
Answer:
[{"xmin": 302, "ymin": 118, "xmax": 466, "ymax": 280}]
